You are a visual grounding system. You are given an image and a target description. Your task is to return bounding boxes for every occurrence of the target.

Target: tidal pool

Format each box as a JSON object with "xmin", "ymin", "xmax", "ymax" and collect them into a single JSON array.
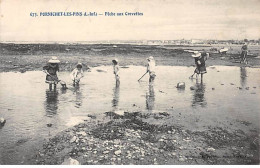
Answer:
[{"xmin": 0, "ymin": 65, "xmax": 259, "ymax": 164}]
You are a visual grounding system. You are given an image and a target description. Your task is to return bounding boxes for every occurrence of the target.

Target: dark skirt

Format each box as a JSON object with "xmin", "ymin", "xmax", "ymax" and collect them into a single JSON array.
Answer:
[
  {"xmin": 46, "ymin": 75, "xmax": 59, "ymax": 84},
  {"xmin": 194, "ymin": 66, "xmax": 207, "ymax": 74}
]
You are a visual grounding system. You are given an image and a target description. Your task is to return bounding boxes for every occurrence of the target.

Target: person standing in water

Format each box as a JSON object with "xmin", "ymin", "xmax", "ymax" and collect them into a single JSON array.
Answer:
[
  {"xmin": 43, "ymin": 56, "xmax": 60, "ymax": 91},
  {"xmin": 240, "ymin": 42, "xmax": 248, "ymax": 64},
  {"xmin": 190, "ymin": 51, "xmax": 209, "ymax": 81},
  {"xmin": 147, "ymin": 56, "xmax": 156, "ymax": 83},
  {"xmin": 112, "ymin": 59, "xmax": 120, "ymax": 86},
  {"xmin": 70, "ymin": 63, "xmax": 84, "ymax": 86}
]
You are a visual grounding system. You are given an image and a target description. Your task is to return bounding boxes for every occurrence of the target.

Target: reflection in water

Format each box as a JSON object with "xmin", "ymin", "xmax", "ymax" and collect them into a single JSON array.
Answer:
[
  {"xmin": 112, "ymin": 83, "xmax": 120, "ymax": 111},
  {"xmin": 73, "ymin": 87, "xmax": 82, "ymax": 108},
  {"xmin": 146, "ymin": 83, "xmax": 155, "ymax": 111},
  {"xmin": 44, "ymin": 90, "xmax": 59, "ymax": 116},
  {"xmin": 240, "ymin": 67, "xmax": 247, "ymax": 88},
  {"xmin": 191, "ymin": 82, "xmax": 207, "ymax": 108}
]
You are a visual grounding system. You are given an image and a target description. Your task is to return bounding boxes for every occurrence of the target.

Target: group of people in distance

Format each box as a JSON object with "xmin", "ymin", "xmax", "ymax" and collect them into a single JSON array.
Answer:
[{"xmin": 42, "ymin": 43, "xmax": 249, "ymax": 91}]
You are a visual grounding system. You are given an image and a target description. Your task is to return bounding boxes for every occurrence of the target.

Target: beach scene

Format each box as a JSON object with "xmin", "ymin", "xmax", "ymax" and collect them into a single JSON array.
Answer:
[
  {"xmin": 0, "ymin": 43, "xmax": 259, "ymax": 164},
  {"xmin": 0, "ymin": 0, "xmax": 260, "ymax": 165}
]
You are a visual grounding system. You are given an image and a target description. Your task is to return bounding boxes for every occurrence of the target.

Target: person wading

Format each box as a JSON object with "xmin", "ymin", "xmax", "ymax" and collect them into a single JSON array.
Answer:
[
  {"xmin": 146, "ymin": 56, "xmax": 156, "ymax": 83},
  {"xmin": 70, "ymin": 63, "xmax": 84, "ymax": 86},
  {"xmin": 190, "ymin": 51, "xmax": 209, "ymax": 82},
  {"xmin": 240, "ymin": 42, "xmax": 248, "ymax": 64},
  {"xmin": 43, "ymin": 56, "xmax": 61, "ymax": 91},
  {"xmin": 112, "ymin": 58, "xmax": 120, "ymax": 86}
]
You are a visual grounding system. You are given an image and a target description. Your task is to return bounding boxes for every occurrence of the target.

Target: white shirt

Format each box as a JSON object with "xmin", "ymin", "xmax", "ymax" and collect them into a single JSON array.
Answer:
[
  {"xmin": 70, "ymin": 68, "xmax": 84, "ymax": 80},
  {"xmin": 147, "ymin": 60, "xmax": 156, "ymax": 72}
]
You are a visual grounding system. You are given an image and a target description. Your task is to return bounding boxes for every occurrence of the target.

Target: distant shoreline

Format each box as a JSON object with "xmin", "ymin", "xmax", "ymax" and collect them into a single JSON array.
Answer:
[{"xmin": 0, "ymin": 43, "xmax": 259, "ymax": 72}]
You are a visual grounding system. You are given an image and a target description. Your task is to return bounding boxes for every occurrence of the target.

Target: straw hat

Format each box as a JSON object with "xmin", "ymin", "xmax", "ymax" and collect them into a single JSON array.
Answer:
[
  {"xmin": 48, "ymin": 56, "xmax": 60, "ymax": 63},
  {"xmin": 192, "ymin": 51, "xmax": 201, "ymax": 58},
  {"xmin": 147, "ymin": 56, "xmax": 154, "ymax": 60},
  {"xmin": 112, "ymin": 58, "xmax": 118, "ymax": 63}
]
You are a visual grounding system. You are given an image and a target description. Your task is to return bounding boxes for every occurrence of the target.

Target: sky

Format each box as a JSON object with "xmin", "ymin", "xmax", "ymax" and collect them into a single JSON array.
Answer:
[{"xmin": 0, "ymin": 0, "xmax": 260, "ymax": 42}]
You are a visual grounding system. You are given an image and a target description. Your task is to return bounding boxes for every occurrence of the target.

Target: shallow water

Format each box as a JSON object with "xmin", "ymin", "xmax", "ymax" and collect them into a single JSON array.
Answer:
[{"xmin": 0, "ymin": 65, "xmax": 259, "ymax": 164}]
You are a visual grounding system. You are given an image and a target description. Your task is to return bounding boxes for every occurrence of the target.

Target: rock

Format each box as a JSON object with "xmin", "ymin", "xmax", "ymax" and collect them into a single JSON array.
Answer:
[
  {"xmin": 87, "ymin": 160, "xmax": 93, "ymax": 164},
  {"xmin": 220, "ymin": 57, "xmax": 225, "ymax": 60},
  {"xmin": 114, "ymin": 150, "xmax": 121, "ymax": 155},
  {"xmin": 87, "ymin": 114, "xmax": 96, "ymax": 119},
  {"xmin": 159, "ymin": 112, "xmax": 169, "ymax": 116},
  {"xmin": 70, "ymin": 136, "xmax": 77, "ymax": 143},
  {"xmin": 19, "ymin": 69, "xmax": 26, "ymax": 73},
  {"xmin": 61, "ymin": 157, "xmax": 80, "ymax": 165},
  {"xmin": 86, "ymin": 146, "xmax": 92, "ymax": 151},
  {"xmin": 183, "ymin": 138, "xmax": 191, "ymax": 142},
  {"xmin": 46, "ymin": 123, "xmax": 52, "ymax": 127},
  {"xmin": 0, "ymin": 117, "xmax": 6, "ymax": 126},
  {"xmin": 114, "ymin": 110, "xmax": 124, "ymax": 116},
  {"xmin": 190, "ymin": 86, "xmax": 196, "ymax": 90},
  {"xmin": 103, "ymin": 151, "xmax": 109, "ymax": 154},
  {"xmin": 81, "ymin": 147, "xmax": 86, "ymax": 151},
  {"xmin": 196, "ymin": 147, "xmax": 203, "ymax": 151},
  {"xmin": 246, "ymin": 154, "xmax": 253, "ymax": 158},
  {"xmin": 172, "ymin": 152, "xmax": 177, "ymax": 156},
  {"xmin": 238, "ymin": 87, "xmax": 242, "ymax": 90},
  {"xmin": 80, "ymin": 139, "xmax": 86, "ymax": 143},
  {"xmin": 212, "ymin": 88, "xmax": 215, "ymax": 90},
  {"xmin": 179, "ymin": 157, "xmax": 185, "ymax": 162},
  {"xmin": 77, "ymin": 131, "xmax": 87, "ymax": 136},
  {"xmin": 246, "ymin": 87, "xmax": 250, "ymax": 90},
  {"xmin": 207, "ymin": 147, "xmax": 215, "ymax": 152},
  {"xmin": 177, "ymin": 82, "xmax": 185, "ymax": 89}
]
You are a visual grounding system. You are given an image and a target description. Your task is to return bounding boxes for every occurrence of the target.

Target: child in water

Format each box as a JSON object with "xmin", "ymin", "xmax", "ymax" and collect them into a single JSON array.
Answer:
[
  {"xmin": 112, "ymin": 59, "xmax": 120, "ymax": 85},
  {"xmin": 190, "ymin": 51, "xmax": 209, "ymax": 81},
  {"xmin": 43, "ymin": 56, "xmax": 60, "ymax": 91},
  {"xmin": 147, "ymin": 56, "xmax": 156, "ymax": 83},
  {"xmin": 70, "ymin": 63, "xmax": 84, "ymax": 86}
]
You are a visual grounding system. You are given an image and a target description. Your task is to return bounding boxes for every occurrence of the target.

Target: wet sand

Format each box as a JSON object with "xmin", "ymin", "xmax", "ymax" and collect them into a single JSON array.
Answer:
[
  {"xmin": 0, "ymin": 43, "xmax": 259, "ymax": 165},
  {"xmin": 1, "ymin": 43, "xmax": 260, "ymax": 73}
]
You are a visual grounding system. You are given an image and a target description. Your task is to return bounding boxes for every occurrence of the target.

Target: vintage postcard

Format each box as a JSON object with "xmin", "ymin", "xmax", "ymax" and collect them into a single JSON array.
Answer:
[{"xmin": 0, "ymin": 0, "xmax": 259, "ymax": 165}]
